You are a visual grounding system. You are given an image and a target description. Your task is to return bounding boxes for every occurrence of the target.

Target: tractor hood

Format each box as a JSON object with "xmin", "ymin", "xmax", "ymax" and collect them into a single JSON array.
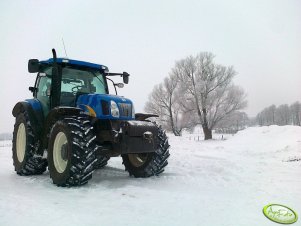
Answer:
[{"xmin": 76, "ymin": 94, "xmax": 135, "ymax": 120}]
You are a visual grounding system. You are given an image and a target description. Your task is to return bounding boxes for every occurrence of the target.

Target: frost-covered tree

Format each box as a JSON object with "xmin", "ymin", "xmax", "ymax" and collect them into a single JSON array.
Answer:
[
  {"xmin": 172, "ymin": 52, "xmax": 247, "ymax": 140},
  {"xmin": 268, "ymin": 105, "xmax": 277, "ymax": 125},
  {"xmin": 0, "ymin": 133, "xmax": 12, "ymax": 141},
  {"xmin": 215, "ymin": 111, "xmax": 249, "ymax": 133},
  {"xmin": 256, "ymin": 105, "xmax": 277, "ymax": 126},
  {"xmin": 144, "ymin": 74, "xmax": 190, "ymax": 136},
  {"xmin": 275, "ymin": 104, "xmax": 291, "ymax": 125},
  {"xmin": 256, "ymin": 111, "xmax": 264, "ymax": 126},
  {"xmin": 290, "ymin": 101, "xmax": 301, "ymax": 126}
]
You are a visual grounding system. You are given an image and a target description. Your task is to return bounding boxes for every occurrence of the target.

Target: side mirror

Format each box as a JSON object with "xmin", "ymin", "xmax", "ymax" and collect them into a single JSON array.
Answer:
[
  {"xmin": 29, "ymin": 86, "xmax": 37, "ymax": 93},
  {"xmin": 28, "ymin": 59, "xmax": 40, "ymax": 73},
  {"xmin": 115, "ymin": 83, "xmax": 124, "ymax": 88},
  {"xmin": 122, "ymin": 72, "xmax": 129, "ymax": 84}
]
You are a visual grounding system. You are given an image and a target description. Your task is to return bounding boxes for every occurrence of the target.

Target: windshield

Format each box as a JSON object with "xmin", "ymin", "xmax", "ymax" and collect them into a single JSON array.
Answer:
[
  {"xmin": 44, "ymin": 66, "xmax": 107, "ymax": 95},
  {"xmin": 61, "ymin": 67, "xmax": 107, "ymax": 95}
]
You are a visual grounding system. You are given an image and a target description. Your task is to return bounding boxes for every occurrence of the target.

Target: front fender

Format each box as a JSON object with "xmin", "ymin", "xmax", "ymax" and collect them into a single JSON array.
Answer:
[
  {"xmin": 135, "ymin": 113, "xmax": 158, "ymax": 121},
  {"xmin": 44, "ymin": 106, "xmax": 83, "ymax": 137},
  {"xmin": 42, "ymin": 107, "xmax": 83, "ymax": 151}
]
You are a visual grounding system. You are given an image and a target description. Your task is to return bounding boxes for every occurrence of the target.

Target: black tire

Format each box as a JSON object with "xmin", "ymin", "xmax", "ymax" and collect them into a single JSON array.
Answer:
[
  {"xmin": 12, "ymin": 112, "xmax": 47, "ymax": 175},
  {"xmin": 47, "ymin": 116, "xmax": 97, "ymax": 186},
  {"xmin": 94, "ymin": 155, "xmax": 110, "ymax": 169},
  {"xmin": 122, "ymin": 124, "xmax": 170, "ymax": 177}
]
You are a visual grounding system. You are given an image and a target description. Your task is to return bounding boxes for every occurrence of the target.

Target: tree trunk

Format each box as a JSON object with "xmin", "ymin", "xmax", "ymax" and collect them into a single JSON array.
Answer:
[
  {"xmin": 201, "ymin": 108, "xmax": 212, "ymax": 140},
  {"xmin": 169, "ymin": 110, "xmax": 181, "ymax": 136},
  {"xmin": 297, "ymin": 113, "xmax": 300, "ymax": 126},
  {"xmin": 202, "ymin": 125, "xmax": 212, "ymax": 140},
  {"xmin": 171, "ymin": 127, "xmax": 181, "ymax": 136},
  {"xmin": 173, "ymin": 130, "xmax": 181, "ymax": 136}
]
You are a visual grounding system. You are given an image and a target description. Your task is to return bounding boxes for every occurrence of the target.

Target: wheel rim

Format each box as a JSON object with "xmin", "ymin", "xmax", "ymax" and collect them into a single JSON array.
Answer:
[
  {"xmin": 53, "ymin": 132, "xmax": 68, "ymax": 173},
  {"xmin": 128, "ymin": 153, "xmax": 149, "ymax": 167},
  {"xmin": 16, "ymin": 123, "xmax": 26, "ymax": 162}
]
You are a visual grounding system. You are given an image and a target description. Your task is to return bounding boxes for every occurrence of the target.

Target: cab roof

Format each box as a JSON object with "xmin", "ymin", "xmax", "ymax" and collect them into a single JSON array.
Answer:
[{"xmin": 40, "ymin": 58, "xmax": 109, "ymax": 71}]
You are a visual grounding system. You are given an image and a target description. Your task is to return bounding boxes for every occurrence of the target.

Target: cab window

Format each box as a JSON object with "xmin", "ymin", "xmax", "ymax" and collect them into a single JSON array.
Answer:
[{"xmin": 36, "ymin": 74, "xmax": 51, "ymax": 116}]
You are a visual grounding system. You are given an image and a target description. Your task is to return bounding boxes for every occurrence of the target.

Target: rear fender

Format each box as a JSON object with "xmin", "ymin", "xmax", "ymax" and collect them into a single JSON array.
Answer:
[{"xmin": 12, "ymin": 100, "xmax": 44, "ymax": 140}]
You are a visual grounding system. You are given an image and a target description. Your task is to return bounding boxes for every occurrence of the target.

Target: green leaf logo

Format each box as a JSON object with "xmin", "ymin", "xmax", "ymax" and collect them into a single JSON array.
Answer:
[{"xmin": 263, "ymin": 204, "xmax": 298, "ymax": 224}]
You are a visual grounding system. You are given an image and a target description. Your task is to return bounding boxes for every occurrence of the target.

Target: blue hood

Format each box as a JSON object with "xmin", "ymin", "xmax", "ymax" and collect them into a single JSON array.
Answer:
[{"xmin": 76, "ymin": 94, "xmax": 134, "ymax": 120}]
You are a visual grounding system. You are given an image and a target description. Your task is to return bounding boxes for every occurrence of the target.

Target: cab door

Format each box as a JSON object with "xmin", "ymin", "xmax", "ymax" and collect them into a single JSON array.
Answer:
[{"xmin": 35, "ymin": 73, "xmax": 52, "ymax": 117}]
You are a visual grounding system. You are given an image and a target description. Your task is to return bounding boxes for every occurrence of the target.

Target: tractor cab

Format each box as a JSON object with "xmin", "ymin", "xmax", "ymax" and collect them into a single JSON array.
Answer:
[
  {"xmin": 33, "ymin": 62, "xmax": 108, "ymax": 116},
  {"xmin": 28, "ymin": 55, "xmax": 130, "ymax": 118}
]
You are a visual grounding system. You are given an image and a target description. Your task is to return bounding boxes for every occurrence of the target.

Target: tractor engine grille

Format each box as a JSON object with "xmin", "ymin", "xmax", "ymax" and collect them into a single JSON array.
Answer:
[{"xmin": 118, "ymin": 103, "xmax": 132, "ymax": 117}]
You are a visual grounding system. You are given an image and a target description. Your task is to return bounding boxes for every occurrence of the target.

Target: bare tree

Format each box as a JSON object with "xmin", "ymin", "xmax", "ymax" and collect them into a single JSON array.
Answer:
[
  {"xmin": 256, "ymin": 111, "xmax": 264, "ymax": 126},
  {"xmin": 256, "ymin": 105, "xmax": 276, "ymax": 126},
  {"xmin": 144, "ymin": 74, "xmax": 188, "ymax": 136},
  {"xmin": 216, "ymin": 111, "xmax": 249, "ymax": 133},
  {"xmin": 290, "ymin": 101, "xmax": 301, "ymax": 126},
  {"xmin": 172, "ymin": 52, "xmax": 247, "ymax": 139},
  {"xmin": 275, "ymin": 104, "xmax": 291, "ymax": 125},
  {"xmin": 0, "ymin": 133, "xmax": 13, "ymax": 141},
  {"xmin": 268, "ymin": 105, "xmax": 277, "ymax": 125}
]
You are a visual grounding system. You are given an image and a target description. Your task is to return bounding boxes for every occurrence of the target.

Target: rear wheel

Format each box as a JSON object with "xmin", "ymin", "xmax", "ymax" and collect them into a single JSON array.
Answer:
[
  {"xmin": 122, "ymin": 124, "xmax": 170, "ymax": 177},
  {"xmin": 47, "ymin": 116, "xmax": 97, "ymax": 186},
  {"xmin": 12, "ymin": 112, "xmax": 47, "ymax": 175}
]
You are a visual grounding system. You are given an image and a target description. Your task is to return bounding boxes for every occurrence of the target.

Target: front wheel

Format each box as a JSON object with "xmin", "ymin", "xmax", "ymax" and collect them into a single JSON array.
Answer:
[
  {"xmin": 122, "ymin": 124, "xmax": 170, "ymax": 177},
  {"xmin": 94, "ymin": 155, "xmax": 110, "ymax": 169},
  {"xmin": 47, "ymin": 116, "xmax": 97, "ymax": 186}
]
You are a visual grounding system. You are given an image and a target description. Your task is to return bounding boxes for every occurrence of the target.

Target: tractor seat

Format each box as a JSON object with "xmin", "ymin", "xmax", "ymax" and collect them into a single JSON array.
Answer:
[
  {"xmin": 60, "ymin": 92, "xmax": 76, "ymax": 107},
  {"xmin": 74, "ymin": 87, "xmax": 92, "ymax": 103},
  {"xmin": 78, "ymin": 87, "xmax": 90, "ymax": 93}
]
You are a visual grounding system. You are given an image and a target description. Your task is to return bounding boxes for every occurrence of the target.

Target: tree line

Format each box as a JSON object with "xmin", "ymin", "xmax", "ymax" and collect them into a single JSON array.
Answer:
[
  {"xmin": 0, "ymin": 133, "xmax": 12, "ymax": 141},
  {"xmin": 144, "ymin": 52, "xmax": 247, "ymax": 140},
  {"xmin": 255, "ymin": 102, "xmax": 301, "ymax": 126}
]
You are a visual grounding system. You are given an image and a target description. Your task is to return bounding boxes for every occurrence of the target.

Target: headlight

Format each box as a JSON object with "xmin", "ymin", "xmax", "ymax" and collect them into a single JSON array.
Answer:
[
  {"xmin": 132, "ymin": 104, "xmax": 135, "ymax": 119},
  {"xmin": 110, "ymin": 101, "xmax": 120, "ymax": 118}
]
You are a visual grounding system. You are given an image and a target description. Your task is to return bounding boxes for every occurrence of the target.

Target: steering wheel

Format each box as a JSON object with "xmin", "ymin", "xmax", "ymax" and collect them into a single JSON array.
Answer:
[{"xmin": 71, "ymin": 85, "xmax": 83, "ymax": 94}]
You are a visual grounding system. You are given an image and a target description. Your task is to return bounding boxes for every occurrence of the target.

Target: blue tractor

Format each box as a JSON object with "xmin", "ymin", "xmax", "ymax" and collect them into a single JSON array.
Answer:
[{"xmin": 12, "ymin": 49, "xmax": 170, "ymax": 186}]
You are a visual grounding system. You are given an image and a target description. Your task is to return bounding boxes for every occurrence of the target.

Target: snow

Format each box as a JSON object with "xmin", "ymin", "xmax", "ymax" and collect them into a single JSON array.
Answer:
[{"xmin": 0, "ymin": 125, "xmax": 300, "ymax": 226}]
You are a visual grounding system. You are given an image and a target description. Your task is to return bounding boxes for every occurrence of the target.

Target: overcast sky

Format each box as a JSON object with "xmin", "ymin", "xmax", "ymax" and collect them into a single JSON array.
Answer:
[{"xmin": 0, "ymin": 0, "xmax": 300, "ymax": 133}]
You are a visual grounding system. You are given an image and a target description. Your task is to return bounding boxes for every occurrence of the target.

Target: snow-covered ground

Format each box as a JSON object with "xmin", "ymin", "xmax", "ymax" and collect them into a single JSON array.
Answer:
[{"xmin": 0, "ymin": 125, "xmax": 300, "ymax": 226}]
